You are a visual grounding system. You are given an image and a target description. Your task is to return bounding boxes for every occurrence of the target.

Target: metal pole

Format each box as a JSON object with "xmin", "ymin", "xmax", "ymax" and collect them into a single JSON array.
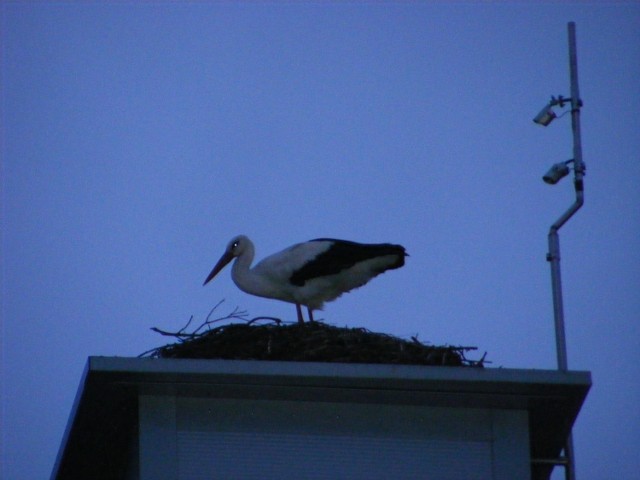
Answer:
[
  {"xmin": 569, "ymin": 22, "xmax": 586, "ymax": 186},
  {"xmin": 546, "ymin": 21, "xmax": 584, "ymax": 480},
  {"xmin": 547, "ymin": 230, "xmax": 568, "ymax": 370}
]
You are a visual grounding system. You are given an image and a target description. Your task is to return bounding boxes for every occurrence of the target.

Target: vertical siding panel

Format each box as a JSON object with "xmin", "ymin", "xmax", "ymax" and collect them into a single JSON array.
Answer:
[
  {"xmin": 139, "ymin": 395, "xmax": 178, "ymax": 480},
  {"xmin": 491, "ymin": 409, "xmax": 531, "ymax": 480}
]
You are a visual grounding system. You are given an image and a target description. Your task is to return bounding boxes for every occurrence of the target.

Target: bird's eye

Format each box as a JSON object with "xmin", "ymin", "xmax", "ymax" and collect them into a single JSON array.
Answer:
[{"xmin": 232, "ymin": 241, "xmax": 240, "ymax": 250}]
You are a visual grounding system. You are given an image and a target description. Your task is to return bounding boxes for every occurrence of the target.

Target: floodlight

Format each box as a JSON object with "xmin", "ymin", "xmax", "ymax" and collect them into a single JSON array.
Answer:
[
  {"xmin": 543, "ymin": 161, "xmax": 572, "ymax": 184},
  {"xmin": 533, "ymin": 104, "xmax": 557, "ymax": 126}
]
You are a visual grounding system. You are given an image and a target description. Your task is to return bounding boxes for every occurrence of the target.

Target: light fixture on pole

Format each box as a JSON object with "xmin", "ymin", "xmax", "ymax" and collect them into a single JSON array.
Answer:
[
  {"xmin": 533, "ymin": 105, "xmax": 557, "ymax": 126},
  {"xmin": 532, "ymin": 22, "xmax": 585, "ymax": 480},
  {"xmin": 543, "ymin": 159, "xmax": 573, "ymax": 185},
  {"xmin": 533, "ymin": 95, "xmax": 571, "ymax": 126}
]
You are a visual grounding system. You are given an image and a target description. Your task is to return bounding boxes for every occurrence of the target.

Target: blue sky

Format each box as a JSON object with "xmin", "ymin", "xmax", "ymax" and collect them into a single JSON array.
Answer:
[{"xmin": 2, "ymin": 2, "xmax": 639, "ymax": 479}]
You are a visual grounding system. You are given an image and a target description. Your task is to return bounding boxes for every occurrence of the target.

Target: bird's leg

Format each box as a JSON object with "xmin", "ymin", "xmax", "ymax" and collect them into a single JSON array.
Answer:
[
  {"xmin": 295, "ymin": 304, "xmax": 304, "ymax": 324},
  {"xmin": 307, "ymin": 307, "xmax": 315, "ymax": 322}
]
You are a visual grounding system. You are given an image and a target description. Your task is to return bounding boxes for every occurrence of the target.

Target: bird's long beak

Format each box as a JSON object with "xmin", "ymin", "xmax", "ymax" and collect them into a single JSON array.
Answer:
[{"xmin": 203, "ymin": 250, "xmax": 234, "ymax": 286}]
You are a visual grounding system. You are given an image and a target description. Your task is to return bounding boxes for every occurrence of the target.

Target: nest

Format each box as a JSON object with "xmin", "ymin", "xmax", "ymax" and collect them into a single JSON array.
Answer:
[{"xmin": 140, "ymin": 303, "xmax": 486, "ymax": 368}]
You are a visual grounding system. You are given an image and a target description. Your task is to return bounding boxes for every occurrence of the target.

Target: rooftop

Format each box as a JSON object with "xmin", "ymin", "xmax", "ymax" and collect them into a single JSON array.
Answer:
[{"xmin": 52, "ymin": 356, "xmax": 591, "ymax": 480}]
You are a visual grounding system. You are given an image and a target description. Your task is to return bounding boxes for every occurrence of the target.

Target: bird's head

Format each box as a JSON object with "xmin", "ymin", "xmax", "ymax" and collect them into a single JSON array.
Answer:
[{"xmin": 203, "ymin": 235, "xmax": 250, "ymax": 285}]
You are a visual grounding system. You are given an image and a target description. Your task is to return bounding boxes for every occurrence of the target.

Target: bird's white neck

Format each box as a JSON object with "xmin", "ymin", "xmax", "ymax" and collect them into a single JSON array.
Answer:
[{"xmin": 230, "ymin": 242, "xmax": 277, "ymax": 298}]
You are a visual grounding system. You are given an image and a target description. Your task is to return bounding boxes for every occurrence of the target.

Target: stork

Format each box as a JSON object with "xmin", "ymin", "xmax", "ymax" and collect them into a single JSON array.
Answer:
[{"xmin": 203, "ymin": 235, "xmax": 407, "ymax": 323}]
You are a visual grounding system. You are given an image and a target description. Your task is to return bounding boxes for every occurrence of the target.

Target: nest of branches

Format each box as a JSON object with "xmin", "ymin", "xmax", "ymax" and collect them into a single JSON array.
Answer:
[{"xmin": 141, "ymin": 302, "xmax": 486, "ymax": 368}]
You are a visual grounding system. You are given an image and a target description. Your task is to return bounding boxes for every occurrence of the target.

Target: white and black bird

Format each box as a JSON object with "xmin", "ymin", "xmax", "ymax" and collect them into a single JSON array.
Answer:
[{"xmin": 203, "ymin": 235, "xmax": 407, "ymax": 323}]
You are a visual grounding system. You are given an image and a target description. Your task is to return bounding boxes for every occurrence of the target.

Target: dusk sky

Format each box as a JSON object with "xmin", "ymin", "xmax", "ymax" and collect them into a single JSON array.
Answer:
[{"xmin": 2, "ymin": 2, "xmax": 639, "ymax": 479}]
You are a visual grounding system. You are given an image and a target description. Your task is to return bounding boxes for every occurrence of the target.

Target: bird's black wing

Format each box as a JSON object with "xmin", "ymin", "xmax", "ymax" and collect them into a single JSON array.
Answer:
[{"xmin": 289, "ymin": 239, "xmax": 406, "ymax": 286}]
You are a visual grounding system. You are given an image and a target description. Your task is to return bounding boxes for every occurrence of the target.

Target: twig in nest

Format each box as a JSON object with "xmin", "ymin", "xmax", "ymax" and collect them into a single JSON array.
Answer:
[
  {"xmin": 247, "ymin": 317, "xmax": 282, "ymax": 326},
  {"xmin": 139, "ymin": 300, "xmax": 255, "ymax": 357}
]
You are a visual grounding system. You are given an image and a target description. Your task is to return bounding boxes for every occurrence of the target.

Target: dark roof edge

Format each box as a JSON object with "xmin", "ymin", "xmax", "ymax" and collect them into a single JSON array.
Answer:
[
  {"xmin": 87, "ymin": 355, "xmax": 592, "ymax": 389},
  {"xmin": 49, "ymin": 361, "xmax": 91, "ymax": 480}
]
